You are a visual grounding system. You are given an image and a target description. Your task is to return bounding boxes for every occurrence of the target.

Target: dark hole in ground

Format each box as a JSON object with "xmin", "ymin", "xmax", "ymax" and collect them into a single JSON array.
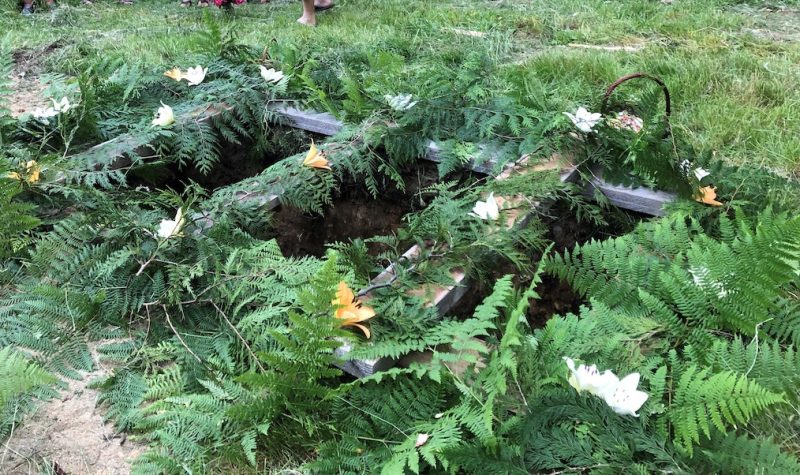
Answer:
[
  {"xmin": 128, "ymin": 126, "xmax": 309, "ymax": 191},
  {"xmin": 446, "ymin": 199, "xmax": 648, "ymax": 327},
  {"xmin": 526, "ymin": 200, "xmax": 648, "ymax": 326},
  {"xmin": 268, "ymin": 161, "xmax": 456, "ymax": 258}
]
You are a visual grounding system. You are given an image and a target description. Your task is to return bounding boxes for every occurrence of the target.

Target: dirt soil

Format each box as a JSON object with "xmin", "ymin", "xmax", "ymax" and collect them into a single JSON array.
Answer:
[
  {"xmin": 1, "ymin": 343, "xmax": 145, "ymax": 475},
  {"xmin": 8, "ymin": 45, "xmax": 60, "ymax": 118},
  {"xmin": 271, "ymin": 194, "xmax": 409, "ymax": 257},
  {"xmin": 447, "ymin": 201, "xmax": 642, "ymax": 326},
  {"xmin": 742, "ymin": 6, "xmax": 800, "ymax": 42},
  {"xmin": 270, "ymin": 163, "xmax": 443, "ymax": 258}
]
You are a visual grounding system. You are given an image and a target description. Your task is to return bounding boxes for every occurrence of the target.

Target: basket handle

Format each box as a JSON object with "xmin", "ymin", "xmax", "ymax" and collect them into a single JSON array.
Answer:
[{"xmin": 601, "ymin": 73, "xmax": 671, "ymax": 118}]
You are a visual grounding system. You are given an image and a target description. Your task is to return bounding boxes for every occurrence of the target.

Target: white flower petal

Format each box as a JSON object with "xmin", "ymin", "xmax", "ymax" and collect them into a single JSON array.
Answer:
[
  {"xmin": 52, "ymin": 97, "xmax": 72, "ymax": 113},
  {"xmin": 565, "ymin": 106, "xmax": 602, "ymax": 133},
  {"xmin": 157, "ymin": 208, "xmax": 185, "ymax": 239},
  {"xmin": 472, "ymin": 193, "xmax": 500, "ymax": 221},
  {"xmin": 184, "ymin": 66, "xmax": 207, "ymax": 86},
  {"xmin": 414, "ymin": 433, "xmax": 430, "ymax": 448},
  {"xmin": 385, "ymin": 93, "xmax": 418, "ymax": 111},
  {"xmin": 152, "ymin": 102, "xmax": 175, "ymax": 127},
  {"xmin": 564, "ymin": 356, "xmax": 620, "ymax": 397},
  {"xmin": 693, "ymin": 168, "xmax": 710, "ymax": 181},
  {"xmin": 260, "ymin": 66, "xmax": 285, "ymax": 84},
  {"xmin": 603, "ymin": 373, "xmax": 649, "ymax": 417}
]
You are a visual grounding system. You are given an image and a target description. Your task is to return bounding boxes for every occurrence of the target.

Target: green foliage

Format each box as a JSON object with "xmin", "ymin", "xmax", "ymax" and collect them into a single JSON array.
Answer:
[
  {"xmin": 589, "ymin": 87, "xmax": 699, "ymax": 196},
  {"xmin": 0, "ymin": 40, "xmax": 15, "ymax": 146},
  {"xmin": 670, "ymin": 366, "xmax": 783, "ymax": 454},
  {"xmin": 0, "ymin": 176, "xmax": 40, "ymax": 260},
  {"xmin": 1, "ymin": 6, "xmax": 799, "ymax": 474},
  {"xmin": 696, "ymin": 433, "xmax": 800, "ymax": 474},
  {"xmin": 547, "ymin": 211, "xmax": 800, "ymax": 341},
  {"xmin": 0, "ymin": 347, "xmax": 55, "ymax": 430}
]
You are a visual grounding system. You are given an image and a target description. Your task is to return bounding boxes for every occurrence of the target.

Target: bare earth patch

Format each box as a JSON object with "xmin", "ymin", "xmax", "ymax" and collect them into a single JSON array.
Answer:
[
  {"xmin": 1, "ymin": 343, "xmax": 145, "ymax": 475},
  {"xmin": 8, "ymin": 73, "xmax": 47, "ymax": 118},
  {"xmin": 8, "ymin": 45, "xmax": 58, "ymax": 118},
  {"xmin": 740, "ymin": 6, "xmax": 800, "ymax": 42}
]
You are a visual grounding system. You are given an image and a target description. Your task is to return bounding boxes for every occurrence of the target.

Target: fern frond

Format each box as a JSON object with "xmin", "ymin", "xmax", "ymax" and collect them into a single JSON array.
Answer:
[{"xmin": 670, "ymin": 365, "xmax": 784, "ymax": 454}]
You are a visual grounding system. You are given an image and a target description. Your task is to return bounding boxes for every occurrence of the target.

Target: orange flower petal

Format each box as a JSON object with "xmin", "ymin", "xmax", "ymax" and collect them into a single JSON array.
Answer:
[
  {"xmin": 350, "ymin": 323, "xmax": 371, "ymax": 339},
  {"xmin": 164, "ymin": 68, "xmax": 183, "ymax": 82},
  {"xmin": 695, "ymin": 186, "xmax": 723, "ymax": 207},
  {"xmin": 339, "ymin": 281, "xmax": 354, "ymax": 303},
  {"xmin": 352, "ymin": 305, "xmax": 375, "ymax": 323},
  {"xmin": 332, "ymin": 281, "xmax": 376, "ymax": 337},
  {"xmin": 7, "ymin": 161, "xmax": 41, "ymax": 184},
  {"xmin": 302, "ymin": 142, "xmax": 332, "ymax": 170},
  {"xmin": 26, "ymin": 161, "xmax": 40, "ymax": 184}
]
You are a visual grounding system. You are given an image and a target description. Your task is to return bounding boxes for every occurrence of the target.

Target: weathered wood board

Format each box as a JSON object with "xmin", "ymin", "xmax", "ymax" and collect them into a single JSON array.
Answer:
[{"xmin": 585, "ymin": 171, "xmax": 676, "ymax": 216}]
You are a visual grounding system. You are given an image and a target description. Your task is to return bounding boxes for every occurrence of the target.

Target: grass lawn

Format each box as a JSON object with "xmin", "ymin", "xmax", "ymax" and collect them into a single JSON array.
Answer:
[{"xmin": 4, "ymin": 0, "xmax": 799, "ymax": 174}]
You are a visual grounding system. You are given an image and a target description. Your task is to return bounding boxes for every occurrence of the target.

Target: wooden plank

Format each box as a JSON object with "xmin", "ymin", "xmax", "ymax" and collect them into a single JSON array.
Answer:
[
  {"xmin": 586, "ymin": 172, "xmax": 676, "ymax": 216},
  {"xmin": 336, "ymin": 244, "xmax": 469, "ymax": 378},
  {"xmin": 271, "ymin": 105, "xmax": 343, "ymax": 136},
  {"xmin": 62, "ymin": 103, "xmax": 232, "ymax": 184},
  {"xmin": 64, "ymin": 104, "xmax": 507, "ymax": 180},
  {"xmin": 270, "ymin": 108, "xmax": 507, "ymax": 176},
  {"xmin": 422, "ymin": 141, "xmax": 502, "ymax": 175}
]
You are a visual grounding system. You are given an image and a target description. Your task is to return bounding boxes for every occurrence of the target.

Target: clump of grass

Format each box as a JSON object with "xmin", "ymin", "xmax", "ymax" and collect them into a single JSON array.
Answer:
[{"xmin": 3, "ymin": 0, "xmax": 798, "ymax": 172}]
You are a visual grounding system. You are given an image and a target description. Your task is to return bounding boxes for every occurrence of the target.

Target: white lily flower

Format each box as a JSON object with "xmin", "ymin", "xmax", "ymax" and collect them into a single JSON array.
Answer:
[
  {"xmin": 602, "ymin": 372, "xmax": 649, "ymax": 417},
  {"xmin": 32, "ymin": 106, "xmax": 58, "ymax": 124},
  {"xmin": 157, "ymin": 208, "xmax": 185, "ymax": 240},
  {"xmin": 564, "ymin": 357, "xmax": 619, "ymax": 397},
  {"xmin": 680, "ymin": 160, "xmax": 712, "ymax": 182},
  {"xmin": 260, "ymin": 66, "xmax": 285, "ymax": 84},
  {"xmin": 564, "ymin": 106, "xmax": 602, "ymax": 133},
  {"xmin": 152, "ymin": 102, "xmax": 175, "ymax": 127},
  {"xmin": 694, "ymin": 168, "xmax": 710, "ymax": 181},
  {"xmin": 384, "ymin": 93, "xmax": 418, "ymax": 111},
  {"xmin": 184, "ymin": 66, "xmax": 207, "ymax": 86},
  {"xmin": 52, "ymin": 97, "xmax": 72, "ymax": 113},
  {"xmin": 471, "ymin": 192, "xmax": 500, "ymax": 221}
]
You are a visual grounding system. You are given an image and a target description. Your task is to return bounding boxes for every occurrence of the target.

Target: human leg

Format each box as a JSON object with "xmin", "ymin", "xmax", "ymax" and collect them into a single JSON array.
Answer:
[{"xmin": 297, "ymin": 0, "xmax": 315, "ymax": 26}]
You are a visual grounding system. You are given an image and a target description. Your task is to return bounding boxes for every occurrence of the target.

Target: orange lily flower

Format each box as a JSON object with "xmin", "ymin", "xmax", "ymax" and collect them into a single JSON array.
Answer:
[
  {"xmin": 163, "ymin": 68, "xmax": 183, "ymax": 82},
  {"xmin": 694, "ymin": 186, "xmax": 723, "ymax": 207},
  {"xmin": 302, "ymin": 142, "xmax": 331, "ymax": 170},
  {"xmin": 332, "ymin": 281, "xmax": 375, "ymax": 338},
  {"xmin": 7, "ymin": 160, "xmax": 41, "ymax": 184}
]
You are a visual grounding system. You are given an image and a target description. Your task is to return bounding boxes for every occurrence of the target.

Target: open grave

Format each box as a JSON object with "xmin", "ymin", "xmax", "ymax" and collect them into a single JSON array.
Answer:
[
  {"xmin": 56, "ymin": 103, "xmax": 678, "ymax": 380},
  {"xmin": 1, "ymin": 95, "xmax": 687, "ymax": 473}
]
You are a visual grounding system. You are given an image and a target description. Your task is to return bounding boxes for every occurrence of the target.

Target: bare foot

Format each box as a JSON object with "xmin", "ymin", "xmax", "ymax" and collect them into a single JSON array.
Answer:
[{"xmin": 297, "ymin": 13, "xmax": 316, "ymax": 26}]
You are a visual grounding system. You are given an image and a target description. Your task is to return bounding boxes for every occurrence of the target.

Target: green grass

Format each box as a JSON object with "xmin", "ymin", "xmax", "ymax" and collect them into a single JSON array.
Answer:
[{"xmin": 3, "ymin": 0, "xmax": 799, "ymax": 172}]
